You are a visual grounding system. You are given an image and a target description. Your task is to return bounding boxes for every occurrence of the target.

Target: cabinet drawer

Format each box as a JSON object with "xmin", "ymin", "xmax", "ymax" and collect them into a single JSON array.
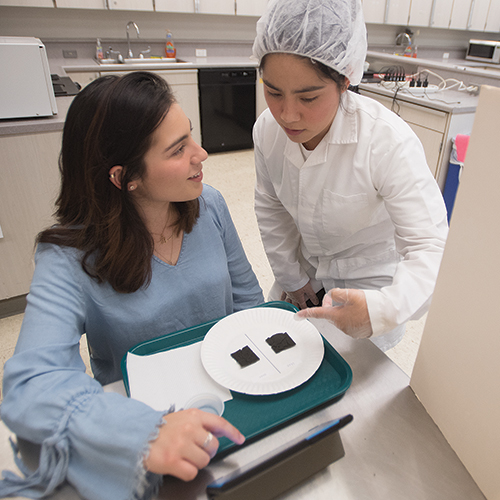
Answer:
[
  {"xmin": 398, "ymin": 102, "xmax": 447, "ymax": 133},
  {"xmin": 155, "ymin": 69, "xmax": 198, "ymax": 86}
]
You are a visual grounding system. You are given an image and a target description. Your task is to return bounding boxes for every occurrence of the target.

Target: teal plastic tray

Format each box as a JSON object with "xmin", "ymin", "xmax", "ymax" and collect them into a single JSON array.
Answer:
[{"xmin": 121, "ymin": 301, "xmax": 352, "ymax": 456}]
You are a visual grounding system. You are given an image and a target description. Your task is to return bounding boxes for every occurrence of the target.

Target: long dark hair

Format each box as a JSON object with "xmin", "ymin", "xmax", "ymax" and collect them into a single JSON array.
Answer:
[{"xmin": 38, "ymin": 72, "xmax": 200, "ymax": 293}]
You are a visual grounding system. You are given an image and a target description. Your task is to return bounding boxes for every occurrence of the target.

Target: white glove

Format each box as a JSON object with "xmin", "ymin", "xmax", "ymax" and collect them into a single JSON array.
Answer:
[{"xmin": 296, "ymin": 288, "xmax": 373, "ymax": 339}]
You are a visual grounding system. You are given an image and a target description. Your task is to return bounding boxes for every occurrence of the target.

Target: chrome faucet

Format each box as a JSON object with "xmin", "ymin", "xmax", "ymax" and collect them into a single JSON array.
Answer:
[
  {"xmin": 126, "ymin": 21, "xmax": 140, "ymax": 58},
  {"xmin": 395, "ymin": 29, "xmax": 413, "ymax": 55},
  {"xmin": 395, "ymin": 32, "xmax": 412, "ymax": 49}
]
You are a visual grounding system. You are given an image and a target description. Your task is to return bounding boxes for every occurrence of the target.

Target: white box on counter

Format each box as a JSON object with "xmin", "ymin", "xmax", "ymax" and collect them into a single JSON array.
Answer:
[{"xmin": 0, "ymin": 36, "xmax": 58, "ymax": 120}]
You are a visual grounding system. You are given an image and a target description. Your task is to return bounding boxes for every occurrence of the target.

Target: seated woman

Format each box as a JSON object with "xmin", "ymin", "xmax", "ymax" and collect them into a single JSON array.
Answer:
[{"xmin": 0, "ymin": 71, "xmax": 263, "ymax": 500}]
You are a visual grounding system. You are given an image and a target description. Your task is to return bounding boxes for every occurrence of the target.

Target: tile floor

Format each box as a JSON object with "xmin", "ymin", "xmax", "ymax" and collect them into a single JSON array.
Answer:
[{"xmin": 0, "ymin": 149, "xmax": 426, "ymax": 401}]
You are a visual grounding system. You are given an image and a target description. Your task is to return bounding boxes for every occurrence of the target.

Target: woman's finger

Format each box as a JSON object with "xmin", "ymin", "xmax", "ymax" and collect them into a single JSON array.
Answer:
[{"xmin": 200, "ymin": 413, "xmax": 246, "ymax": 446}]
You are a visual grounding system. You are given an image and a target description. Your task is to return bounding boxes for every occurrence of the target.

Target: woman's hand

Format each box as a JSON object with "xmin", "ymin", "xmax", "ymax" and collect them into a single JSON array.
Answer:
[
  {"xmin": 296, "ymin": 288, "xmax": 373, "ymax": 339},
  {"xmin": 281, "ymin": 280, "xmax": 319, "ymax": 309},
  {"xmin": 144, "ymin": 409, "xmax": 245, "ymax": 481}
]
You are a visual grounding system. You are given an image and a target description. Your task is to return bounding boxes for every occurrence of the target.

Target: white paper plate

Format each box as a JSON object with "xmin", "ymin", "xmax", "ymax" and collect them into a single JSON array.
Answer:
[{"xmin": 201, "ymin": 308, "xmax": 324, "ymax": 395}]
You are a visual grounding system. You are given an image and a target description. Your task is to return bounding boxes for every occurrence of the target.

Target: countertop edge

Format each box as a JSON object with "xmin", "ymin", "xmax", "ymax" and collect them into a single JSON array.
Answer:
[
  {"xmin": 56, "ymin": 56, "xmax": 258, "ymax": 75},
  {"xmin": 357, "ymin": 82, "xmax": 479, "ymax": 114},
  {"xmin": 366, "ymin": 50, "xmax": 500, "ymax": 81},
  {"xmin": 0, "ymin": 97, "xmax": 73, "ymax": 137}
]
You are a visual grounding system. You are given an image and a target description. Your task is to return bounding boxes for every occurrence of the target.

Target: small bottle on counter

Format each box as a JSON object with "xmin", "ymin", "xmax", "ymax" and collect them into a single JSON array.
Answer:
[
  {"xmin": 96, "ymin": 38, "xmax": 104, "ymax": 60},
  {"xmin": 165, "ymin": 31, "xmax": 176, "ymax": 59}
]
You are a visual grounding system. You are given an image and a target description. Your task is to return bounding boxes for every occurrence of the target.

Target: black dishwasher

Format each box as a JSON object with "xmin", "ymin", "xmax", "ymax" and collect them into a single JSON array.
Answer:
[{"xmin": 198, "ymin": 68, "xmax": 256, "ymax": 153}]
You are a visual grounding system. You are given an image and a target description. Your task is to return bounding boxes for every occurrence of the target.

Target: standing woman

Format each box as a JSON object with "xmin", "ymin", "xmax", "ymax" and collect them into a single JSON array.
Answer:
[
  {"xmin": 0, "ymin": 72, "xmax": 262, "ymax": 499},
  {"xmin": 252, "ymin": 0, "xmax": 448, "ymax": 350}
]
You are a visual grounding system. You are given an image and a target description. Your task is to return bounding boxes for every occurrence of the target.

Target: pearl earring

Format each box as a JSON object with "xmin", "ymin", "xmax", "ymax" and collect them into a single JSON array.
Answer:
[{"xmin": 128, "ymin": 185, "xmax": 136, "ymax": 191}]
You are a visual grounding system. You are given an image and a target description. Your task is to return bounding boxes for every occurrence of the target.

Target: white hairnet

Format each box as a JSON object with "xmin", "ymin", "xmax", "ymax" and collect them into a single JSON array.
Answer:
[{"xmin": 252, "ymin": 0, "xmax": 367, "ymax": 86}]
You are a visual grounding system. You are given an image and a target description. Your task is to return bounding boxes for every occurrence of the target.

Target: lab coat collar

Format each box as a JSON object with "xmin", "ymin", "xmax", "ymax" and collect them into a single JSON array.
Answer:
[{"xmin": 284, "ymin": 91, "xmax": 359, "ymax": 169}]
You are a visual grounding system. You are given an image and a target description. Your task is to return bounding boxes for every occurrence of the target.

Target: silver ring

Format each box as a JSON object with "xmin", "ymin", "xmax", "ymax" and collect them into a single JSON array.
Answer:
[{"xmin": 202, "ymin": 431, "xmax": 213, "ymax": 449}]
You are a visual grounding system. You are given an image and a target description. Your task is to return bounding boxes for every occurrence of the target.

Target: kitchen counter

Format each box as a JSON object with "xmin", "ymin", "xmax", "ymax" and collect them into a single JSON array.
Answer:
[
  {"xmin": 0, "ymin": 318, "xmax": 486, "ymax": 499},
  {"xmin": 0, "ymin": 56, "xmax": 259, "ymax": 138},
  {"xmin": 55, "ymin": 50, "xmax": 500, "ymax": 80},
  {"xmin": 2, "ymin": 50, "xmax": 491, "ymax": 138},
  {"xmin": 49, "ymin": 55, "xmax": 258, "ymax": 75},
  {"xmin": 366, "ymin": 50, "xmax": 500, "ymax": 85},
  {"xmin": 0, "ymin": 96, "xmax": 73, "ymax": 137},
  {"xmin": 358, "ymin": 81, "xmax": 479, "ymax": 114}
]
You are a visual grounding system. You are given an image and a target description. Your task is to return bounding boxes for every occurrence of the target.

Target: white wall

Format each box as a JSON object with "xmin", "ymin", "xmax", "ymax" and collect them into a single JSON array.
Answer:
[
  {"xmin": 0, "ymin": 5, "xmax": 259, "ymax": 42},
  {"xmin": 411, "ymin": 86, "xmax": 500, "ymax": 500},
  {"xmin": 0, "ymin": 4, "xmax": 494, "ymax": 48}
]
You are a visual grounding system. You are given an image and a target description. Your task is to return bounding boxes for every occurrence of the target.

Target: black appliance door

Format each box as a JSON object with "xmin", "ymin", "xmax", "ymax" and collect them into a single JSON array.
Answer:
[{"xmin": 198, "ymin": 68, "xmax": 256, "ymax": 153}]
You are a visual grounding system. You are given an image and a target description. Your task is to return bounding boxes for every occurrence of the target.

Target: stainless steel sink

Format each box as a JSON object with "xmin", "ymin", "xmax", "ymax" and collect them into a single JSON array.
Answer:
[{"xmin": 98, "ymin": 57, "xmax": 193, "ymax": 66}]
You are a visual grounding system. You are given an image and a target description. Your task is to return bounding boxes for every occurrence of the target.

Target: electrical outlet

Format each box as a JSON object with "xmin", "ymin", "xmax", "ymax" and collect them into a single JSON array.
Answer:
[
  {"xmin": 63, "ymin": 49, "xmax": 78, "ymax": 59},
  {"xmin": 196, "ymin": 49, "xmax": 207, "ymax": 58}
]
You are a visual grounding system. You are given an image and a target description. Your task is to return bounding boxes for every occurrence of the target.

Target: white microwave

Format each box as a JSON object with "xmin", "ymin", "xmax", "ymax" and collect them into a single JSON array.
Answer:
[
  {"xmin": 466, "ymin": 39, "xmax": 500, "ymax": 64},
  {"xmin": 0, "ymin": 36, "xmax": 58, "ymax": 120}
]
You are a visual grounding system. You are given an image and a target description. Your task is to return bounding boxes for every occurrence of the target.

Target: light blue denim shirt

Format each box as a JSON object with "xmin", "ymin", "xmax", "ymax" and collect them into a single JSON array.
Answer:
[{"xmin": 0, "ymin": 184, "xmax": 264, "ymax": 499}]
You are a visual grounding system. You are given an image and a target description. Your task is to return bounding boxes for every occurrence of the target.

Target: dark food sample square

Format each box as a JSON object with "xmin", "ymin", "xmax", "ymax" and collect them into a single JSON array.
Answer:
[
  {"xmin": 266, "ymin": 332, "xmax": 296, "ymax": 354},
  {"xmin": 231, "ymin": 346, "xmax": 260, "ymax": 368}
]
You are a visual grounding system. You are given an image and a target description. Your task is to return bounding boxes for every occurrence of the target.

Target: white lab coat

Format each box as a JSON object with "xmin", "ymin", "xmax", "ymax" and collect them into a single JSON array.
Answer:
[{"xmin": 254, "ymin": 91, "xmax": 448, "ymax": 348}]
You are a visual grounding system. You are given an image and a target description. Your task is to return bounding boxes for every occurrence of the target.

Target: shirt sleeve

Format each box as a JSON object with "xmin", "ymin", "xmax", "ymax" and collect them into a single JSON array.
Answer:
[
  {"xmin": 364, "ymin": 124, "xmax": 449, "ymax": 336},
  {"xmin": 204, "ymin": 186, "xmax": 264, "ymax": 311},
  {"xmin": 0, "ymin": 244, "xmax": 165, "ymax": 500},
  {"xmin": 253, "ymin": 119, "xmax": 310, "ymax": 293}
]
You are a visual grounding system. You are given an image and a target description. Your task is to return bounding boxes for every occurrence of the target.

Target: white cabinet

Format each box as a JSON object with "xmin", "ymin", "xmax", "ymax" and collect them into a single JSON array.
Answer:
[
  {"xmin": 99, "ymin": 69, "xmax": 201, "ymax": 145},
  {"xmin": 362, "ymin": 0, "xmax": 410, "ymax": 25},
  {"xmin": 408, "ymin": 0, "xmax": 433, "ymax": 26},
  {"xmin": 237, "ymin": 0, "xmax": 267, "ymax": 16},
  {"xmin": 448, "ymin": 0, "xmax": 490, "ymax": 30},
  {"xmin": 0, "ymin": 0, "xmax": 53, "ymax": 6},
  {"xmin": 160, "ymin": 70, "xmax": 201, "ymax": 145},
  {"xmin": 364, "ymin": 0, "xmax": 492, "ymax": 29},
  {"xmin": 155, "ymin": 0, "xmax": 193, "ymax": 13},
  {"xmin": 108, "ymin": 0, "xmax": 153, "ymax": 11},
  {"xmin": 362, "ymin": 0, "xmax": 387, "ymax": 24},
  {"xmin": 408, "ymin": 0, "xmax": 454, "ymax": 28},
  {"xmin": 449, "ymin": 0, "xmax": 472, "ymax": 29},
  {"xmin": 431, "ymin": 0, "xmax": 454, "ymax": 28},
  {"xmin": 357, "ymin": 86, "xmax": 476, "ymax": 189},
  {"xmin": 0, "ymin": 131, "xmax": 62, "ymax": 301},
  {"xmin": 485, "ymin": 0, "xmax": 500, "ymax": 31},
  {"xmin": 157, "ymin": 0, "xmax": 234, "ymax": 15},
  {"xmin": 467, "ymin": 0, "xmax": 492, "ymax": 31},
  {"xmin": 196, "ymin": 0, "xmax": 234, "ymax": 15},
  {"xmin": 56, "ymin": 0, "xmax": 106, "ymax": 8},
  {"xmin": 385, "ymin": 0, "xmax": 411, "ymax": 25}
]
